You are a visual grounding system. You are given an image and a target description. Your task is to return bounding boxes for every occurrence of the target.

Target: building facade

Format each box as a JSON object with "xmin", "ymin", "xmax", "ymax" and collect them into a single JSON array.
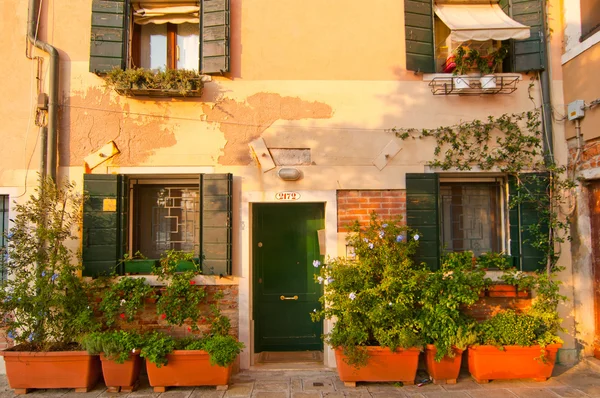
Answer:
[{"xmin": 0, "ymin": 0, "xmax": 582, "ymax": 371}]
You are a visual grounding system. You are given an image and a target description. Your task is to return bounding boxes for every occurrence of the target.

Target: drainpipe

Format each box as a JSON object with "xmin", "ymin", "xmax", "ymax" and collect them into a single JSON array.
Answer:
[
  {"xmin": 27, "ymin": 0, "xmax": 58, "ymax": 181},
  {"xmin": 39, "ymin": 126, "xmax": 47, "ymax": 180},
  {"xmin": 539, "ymin": 2, "xmax": 554, "ymax": 164}
]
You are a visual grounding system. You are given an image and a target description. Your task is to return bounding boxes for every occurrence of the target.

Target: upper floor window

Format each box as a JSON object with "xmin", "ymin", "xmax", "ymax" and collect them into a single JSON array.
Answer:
[
  {"xmin": 90, "ymin": 0, "xmax": 229, "ymax": 75},
  {"xmin": 131, "ymin": 3, "xmax": 200, "ymax": 70},
  {"xmin": 405, "ymin": 0, "xmax": 547, "ymax": 74},
  {"xmin": 581, "ymin": 0, "xmax": 600, "ymax": 41}
]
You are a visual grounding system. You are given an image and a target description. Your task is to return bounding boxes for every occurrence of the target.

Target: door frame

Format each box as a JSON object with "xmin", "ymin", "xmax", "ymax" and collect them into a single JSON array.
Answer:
[{"xmin": 240, "ymin": 190, "xmax": 338, "ymax": 369}]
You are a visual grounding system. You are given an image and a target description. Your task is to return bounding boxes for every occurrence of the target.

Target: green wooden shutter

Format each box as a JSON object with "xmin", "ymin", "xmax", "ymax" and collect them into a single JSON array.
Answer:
[
  {"xmin": 200, "ymin": 0, "xmax": 230, "ymax": 74},
  {"xmin": 200, "ymin": 173, "xmax": 232, "ymax": 276},
  {"xmin": 83, "ymin": 174, "xmax": 128, "ymax": 276},
  {"xmin": 406, "ymin": 173, "xmax": 440, "ymax": 270},
  {"xmin": 89, "ymin": 0, "xmax": 127, "ymax": 73},
  {"xmin": 405, "ymin": 0, "xmax": 434, "ymax": 73},
  {"xmin": 510, "ymin": 0, "xmax": 546, "ymax": 72},
  {"xmin": 508, "ymin": 173, "xmax": 549, "ymax": 271}
]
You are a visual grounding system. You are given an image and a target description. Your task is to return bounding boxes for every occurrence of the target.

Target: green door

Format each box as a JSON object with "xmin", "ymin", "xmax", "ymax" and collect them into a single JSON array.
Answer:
[{"xmin": 253, "ymin": 203, "xmax": 324, "ymax": 352}]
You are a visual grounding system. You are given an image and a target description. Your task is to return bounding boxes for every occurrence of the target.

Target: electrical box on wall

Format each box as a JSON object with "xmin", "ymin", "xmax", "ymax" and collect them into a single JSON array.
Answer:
[{"xmin": 568, "ymin": 100, "xmax": 585, "ymax": 121}]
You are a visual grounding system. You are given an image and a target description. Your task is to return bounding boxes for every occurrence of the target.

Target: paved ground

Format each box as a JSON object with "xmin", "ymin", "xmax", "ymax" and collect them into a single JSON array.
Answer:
[{"xmin": 3, "ymin": 360, "xmax": 600, "ymax": 397}]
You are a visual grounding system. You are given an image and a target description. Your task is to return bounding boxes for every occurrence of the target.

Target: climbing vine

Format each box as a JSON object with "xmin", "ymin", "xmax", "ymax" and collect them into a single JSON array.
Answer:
[{"xmin": 391, "ymin": 109, "xmax": 573, "ymax": 275}]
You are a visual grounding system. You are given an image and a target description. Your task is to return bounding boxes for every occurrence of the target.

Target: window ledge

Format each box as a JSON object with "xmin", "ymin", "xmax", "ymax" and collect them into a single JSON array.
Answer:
[
  {"xmin": 113, "ymin": 87, "xmax": 203, "ymax": 98},
  {"xmin": 426, "ymin": 74, "xmax": 521, "ymax": 95}
]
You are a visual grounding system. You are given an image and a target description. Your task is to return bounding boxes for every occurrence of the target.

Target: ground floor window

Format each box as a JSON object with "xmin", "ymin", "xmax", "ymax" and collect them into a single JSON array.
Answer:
[{"xmin": 440, "ymin": 181, "xmax": 504, "ymax": 257}]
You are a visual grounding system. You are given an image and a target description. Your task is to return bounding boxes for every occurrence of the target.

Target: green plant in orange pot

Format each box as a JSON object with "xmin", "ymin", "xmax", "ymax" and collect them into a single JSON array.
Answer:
[
  {"xmin": 311, "ymin": 213, "xmax": 425, "ymax": 386},
  {"xmin": 0, "ymin": 177, "xmax": 101, "ymax": 394}
]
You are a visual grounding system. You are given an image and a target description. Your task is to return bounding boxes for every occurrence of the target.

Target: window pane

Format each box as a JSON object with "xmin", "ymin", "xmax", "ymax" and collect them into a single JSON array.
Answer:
[
  {"xmin": 135, "ymin": 185, "xmax": 199, "ymax": 259},
  {"xmin": 177, "ymin": 23, "xmax": 199, "ymax": 71},
  {"xmin": 140, "ymin": 24, "xmax": 167, "ymax": 70},
  {"xmin": 440, "ymin": 183, "xmax": 502, "ymax": 256}
]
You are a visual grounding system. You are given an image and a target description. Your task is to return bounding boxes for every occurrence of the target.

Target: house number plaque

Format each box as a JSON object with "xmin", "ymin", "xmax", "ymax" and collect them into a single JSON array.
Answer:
[{"xmin": 275, "ymin": 192, "xmax": 300, "ymax": 201}]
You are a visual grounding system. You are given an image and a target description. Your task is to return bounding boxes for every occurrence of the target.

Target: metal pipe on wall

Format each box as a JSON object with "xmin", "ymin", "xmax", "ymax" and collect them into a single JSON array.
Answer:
[{"xmin": 27, "ymin": 0, "xmax": 59, "ymax": 181}]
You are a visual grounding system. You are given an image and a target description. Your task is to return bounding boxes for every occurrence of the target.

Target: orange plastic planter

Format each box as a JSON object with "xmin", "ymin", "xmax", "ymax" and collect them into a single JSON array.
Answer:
[
  {"xmin": 0, "ymin": 350, "xmax": 101, "ymax": 395},
  {"xmin": 146, "ymin": 350, "xmax": 232, "ymax": 392},
  {"xmin": 425, "ymin": 345, "xmax": 464, "ymax": 384},
  {"xmin": 335, "ymin": 346, "xmax": 420, "ymax": 386},
  {"xmin": 468, "ymin": 344, "xmax": 562, "ymax": 383},
  {"xmin": 100, "ymin": 353, "xmax": 142, "ymax": 392}
]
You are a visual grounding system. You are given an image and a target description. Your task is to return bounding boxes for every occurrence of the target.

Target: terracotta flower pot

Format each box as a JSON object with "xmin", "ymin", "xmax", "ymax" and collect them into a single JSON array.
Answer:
[
  {"xmin": 145, "ymin": 350, "xmax": 232, "ymax": 392},
  {"xmin": 100, "ymin": 353, "xmax": 142, "ymax": 392},
  {"xmin": 334, "ymin": 346, "xmax": 420, "ymax": 387},
  {"xmin": 425, "ymin": 345, "xmax": 464, "ymax": 384},
  {"xmin": 0, "ymin": 350, "xmax": 101, "ymax": 395},
  {"xmin": 468, "ymin": 344, "xmax": 562, "ymax": 383},
  {"xmin": 488, "ymin": 284, "xmax": 530, "ymax": 298}
]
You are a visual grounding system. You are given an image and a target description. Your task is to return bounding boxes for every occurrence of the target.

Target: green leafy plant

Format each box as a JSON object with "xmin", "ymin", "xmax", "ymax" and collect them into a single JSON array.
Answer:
[
  {"xmin": 99, "ymin": 276, "xmax": 155, "ymax": 327},
  {"xmin": 80, "ymin": 330, "xmax": 142, "ymax": 364},
  {"xmin": 154, "ymin": 250, "xmax": 205, "ymax": 329},
  {"xmin": 477, "ymin": 252, "xmax": 511, "ymax": 269},
  {"xmin": 0, "ymin": 176, "xmax": 99, "ymax": 351},
  {"xmin": 475, "ymin": 45, "xmax": 508, "ymax": 75},
  {"xmin": 418, "ymin": 251, "xmax": 487, "ymax": 361},
  {"xmin": 452, "ymin": 46, "xmax": 476, "ymax": 75},
  {"xmin": 140, "ymin": 294, "xmax": 244, "ymax": 367},
  {"xmin": 312, "ymin": 213, "xmax": 425, "ymax": 367},
  {"xmin": 103, "ymin": 68, "xmax": 204, "ymax": 95}
]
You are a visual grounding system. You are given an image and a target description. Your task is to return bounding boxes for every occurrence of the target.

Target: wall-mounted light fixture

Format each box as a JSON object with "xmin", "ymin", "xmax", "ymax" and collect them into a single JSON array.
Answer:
[{"xmin": 277, "ymin": 168, "xmax": 302, "ymax": 181}]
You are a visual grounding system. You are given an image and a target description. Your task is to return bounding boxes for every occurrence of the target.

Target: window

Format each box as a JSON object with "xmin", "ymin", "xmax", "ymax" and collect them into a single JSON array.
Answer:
[
  {"xmin": 90, "ymin": 0, "xmax": 229, "ymax": 74},
  {"xmin": 1, "ymin": 195, "xmax": 8, "ymax": 280},
  {"xmin": 82, "ymin": 174, "xmax": 232, "ymax": 277},
  {"xmin": 581, "ymin": 0, "xmax": 600, "ymax": 41},
  {"xmin": 406, "ymin": 173, "xmax": 547, "ymax": 271},
  {"xmin": 133, "ymin": 184, "xmax": 200, "ymax": 258},
  {"xmin": 405, "ymin": 0, "xmax": 546, "ymax": 73},
  {"xmin": 440, "ymin": 182, "xmax": 504, "ymax": 256}
]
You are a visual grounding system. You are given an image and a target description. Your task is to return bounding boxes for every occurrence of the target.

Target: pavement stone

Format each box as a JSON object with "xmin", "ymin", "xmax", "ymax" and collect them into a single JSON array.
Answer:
[{"xmin": 2, "ymin": 361, "xmax": 600, "ymax": 397}]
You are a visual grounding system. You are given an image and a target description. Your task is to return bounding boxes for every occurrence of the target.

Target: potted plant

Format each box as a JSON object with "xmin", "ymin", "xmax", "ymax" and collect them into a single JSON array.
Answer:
[
  {"xmin": 140, "ymin": 290, "xmax": 245, "ymax": 392},
  {"xmin": 104, "ymin": 68, "xmax": 204, "ymax": 97},
  {"xmin": 0, "ymin": 177, "xmax": 101, "ymax": 394},
  {"xmin": 479, "ymin": 252, "xmax": 534, "ymax": 297},
  {"xmin": 475, "ymin": 45, "xmax": 508, "ymax": 89},
  {"xmin": 81, "ymin": 275, "xmax": 155, "ymax": 392},
  {"xmin": 452, "ymin": 46, "xmax": 476, "ymax": 89},
  {"xmin": 122, "ymin": 251, "xmax": 158, "ymax": 275},
  {"xmin": 419, "ymin": 251, "xmax": 486, "ymax": 384},
  {"xmin": 80, "ymin": 330, "xmax": 143, "ymax": 393},
  {"xmin": 312, "ymin": 214, "xmax": 424, "ymax": 386},
  {"xmin": 468, "ymin": 271, "xmax": 564, "ymax": 383}
]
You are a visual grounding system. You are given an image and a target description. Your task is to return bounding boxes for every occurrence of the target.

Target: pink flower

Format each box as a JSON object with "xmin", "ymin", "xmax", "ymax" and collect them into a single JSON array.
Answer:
[{"xmin": 161, "ymin": 313, "xmax": 167, "ymax": 319}]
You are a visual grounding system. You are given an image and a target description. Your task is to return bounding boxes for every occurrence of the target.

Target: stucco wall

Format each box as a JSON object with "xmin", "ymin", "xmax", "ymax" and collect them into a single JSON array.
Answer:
[{"xmin": 0, "ymin": 0, "xmax": 578, "ymax": 371}]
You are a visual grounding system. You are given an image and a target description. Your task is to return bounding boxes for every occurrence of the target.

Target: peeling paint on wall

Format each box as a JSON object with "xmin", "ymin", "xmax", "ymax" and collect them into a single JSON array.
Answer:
[
  {"xmin": 201, "ymin": 93, "xmax": 332, "ymax": 165},
  {"xmin": 60, "ymin": 88, "xmax": 177, "ymax": 166}
]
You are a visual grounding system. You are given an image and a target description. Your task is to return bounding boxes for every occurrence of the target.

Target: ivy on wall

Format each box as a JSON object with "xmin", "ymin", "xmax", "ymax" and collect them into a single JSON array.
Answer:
[{"xmin": 391, "ymin": 109, "xmax": 573, "ymax": 275}]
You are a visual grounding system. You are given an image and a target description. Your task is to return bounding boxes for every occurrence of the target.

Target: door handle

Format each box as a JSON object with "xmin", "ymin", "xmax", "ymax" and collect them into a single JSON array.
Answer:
[{"xmin": 280, "ymin": 295, "xmax": 298, "ymax": 301}]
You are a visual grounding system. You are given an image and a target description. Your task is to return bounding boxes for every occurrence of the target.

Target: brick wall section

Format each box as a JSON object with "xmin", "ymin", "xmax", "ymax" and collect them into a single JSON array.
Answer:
[
  {"xmin": 462, "ymin": 296, "xmax": 532, "ymax": 321},
  {"xmin": 569, "ymin": 138, "xmax": 600, "ymax": 170},
  {"xmin": 337, "ymin": 190, "xmax": 406, "ymax": 232},
  {"xmin": 132, "ymin": 285, "xmax": 239, "ymax": 338}
]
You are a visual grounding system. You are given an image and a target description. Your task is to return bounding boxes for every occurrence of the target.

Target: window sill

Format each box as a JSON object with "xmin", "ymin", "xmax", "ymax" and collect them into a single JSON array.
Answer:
[
  {"xmin": 425, "ymin": 73, "xmax": 521, "ymax": 95},
  {"xmin": 113, "ymin": 87, "xmax": 203, "ymax": 98}
]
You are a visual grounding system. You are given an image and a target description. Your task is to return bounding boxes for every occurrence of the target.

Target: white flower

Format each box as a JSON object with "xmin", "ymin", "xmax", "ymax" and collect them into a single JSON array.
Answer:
[
  {"xmin": 132, "ymin": 349, "xmax": 136, "ymax": 354},
  {"xmin": 327, "ymin": 277, "xmax": 335, "ymax": 284},
  {"xmin": 120, "ymin": 299, "xmax": 126, "ymax": 305},
  {"xmin": 313, "ymin": 260, "xmax": 321, "ymax": 268},
  {"xmin": 368, "ymin": 242, "xmax": 374, "ymax": 249},
  {"xmin": 317, "ymin": 276, "xmax": 324, "ymax": 284},
  {"xmin": 388, "ymin": 302, "xmax": 393, "ymax": 306},
  {"xmin": 414, "ymin": 234, "xmax": 420, "ymax": 241},
  {"xmin": 363, "ymin": 238, "xmax": 369, "ymax": 243},
  {"xmin": 313, "ymin": 309, "xmax": 317, "ymax": 313},
  {"xmin": 379, "ymin": 231, "xmax": 385, "ymax": 238},
  {"xmin": 382, "ymin": 224, "xmax": 388, "ymax": 228},
  {"xmin": 349, "ymin": 292, "xmax": 357, "ymax": 300}
]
